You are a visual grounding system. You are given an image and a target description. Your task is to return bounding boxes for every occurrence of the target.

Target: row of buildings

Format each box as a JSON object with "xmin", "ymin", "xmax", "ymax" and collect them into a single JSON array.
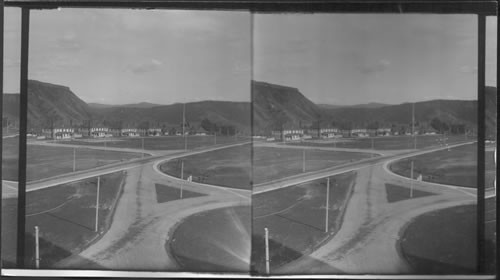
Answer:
[
  {"xmin": 37, "ymin": 127, "xmax": 208, "ymax": 140},
  {"xmin": 271, "ymin": 127, "xmax": 425, "ymax": 141}
]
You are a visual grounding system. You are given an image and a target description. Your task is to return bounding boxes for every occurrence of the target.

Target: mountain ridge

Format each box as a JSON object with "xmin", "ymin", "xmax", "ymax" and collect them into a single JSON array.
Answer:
[{"xmin": 2, "ymin": 80, "xmax": 495, "ymax": 139}]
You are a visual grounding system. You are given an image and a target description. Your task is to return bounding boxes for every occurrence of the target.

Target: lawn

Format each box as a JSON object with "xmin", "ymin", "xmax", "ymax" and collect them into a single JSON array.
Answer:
[
  {"xmin": 2, "ymin": 138, "xmax": 142, "ymax": 181},
  {"xmin": 59, "ymin": 135, "xmax": 246, "ymax": 151},
  {"xmin": 160, "ymin": 145, "xmax": 370, "ymax": 188},
  {"xmin": 400, "ymin": 204, "xmax": 477, "ymax": 274},
  {"xmin": 287, "ymin": 134, "xmax": 471, "ymax": 150},
  {"xmin": 1, "ymin": 171, "xmax": 126, "ymax": 268},
  {"xmin": 253, "ymin": 147, "xmax": 371, "ymax": 184},
  {"xmin": 168, "ymin": 206, "xmax": 251, "ymax": 272},
  {"xmin": 389, "ymin": 143, "xmax": 495, "ymax": 188},
  {"xmin": 385, "ymin": 183, "xmax": 436, "ymax": 203},
  {"xmin": 154, "ymin": 183, "xmax": 206, "ymax": 203},
  {"xmin": 484, "ymin": 197, "xmax": 496, "ymax": 274},
  {"xmin": 251, "ymin": 171, "xmax": 357, "ymax": 273},
  {"xmin": 159, "ymin": 144, "xmax": 252, "ymax": 190}
]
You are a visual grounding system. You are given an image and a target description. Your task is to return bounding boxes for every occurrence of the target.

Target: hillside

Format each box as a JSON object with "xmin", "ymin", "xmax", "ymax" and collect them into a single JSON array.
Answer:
[
  {"xmin": 91, "ymin": 100, "xmax": 251, "ymax": 133},
  {"xmin": 2, "ymin": 80, "xmax": 494, "ymax": 138},
  {"xmin": 3, "ymin": 80, "xmax": 92, "ymax": 128},
  {"xmin": 88, "ymin": 102, "xmax": 163, "ymax": 109},
  {"xmin": 318, "ymin": 102, "xmax": 390, "ymax": 109},
  {"xmin": 321, "ymin": 100, "xmax": 477, "ymax": 126},
  {"xmin": 320, "ymin": 87, "xmax": 496, "ymax": 137},
  {"xmin": 252, "ymin": 81, "xmax": 321, "ymax": 133}
]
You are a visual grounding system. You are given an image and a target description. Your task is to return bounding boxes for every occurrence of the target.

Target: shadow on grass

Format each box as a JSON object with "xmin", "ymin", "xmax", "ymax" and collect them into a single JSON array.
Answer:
[
  {"xmin": 250, "ymin": 234, "xmax": 338, "ymax": 275},
  {"xmin": 275, "ymin": 213, "xmax": 325, "ymax": 232},
  {"xmin": 45, "ymin": 212, "xmax": 94, "ymax": 232},
  {"xmin": 5, "ymin": 232, "xmax": 104, "ymax": 270},
  {"xmin": 154, "ymin": 183, "xmax": 206, "ymax": 203},
  {"xmin": 385, "ymin": 183, "xmax": 436, "ymax": 203},
  {"xmin": 400, "ymin": 204, "xmax": 478, "ymax": 274}
]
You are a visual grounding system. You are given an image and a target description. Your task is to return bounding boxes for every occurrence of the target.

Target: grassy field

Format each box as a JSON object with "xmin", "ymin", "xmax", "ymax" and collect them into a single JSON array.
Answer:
[
  {"xmin": 2, "ymin": 137, "xmax": 141, "ymax": 181},
  {"xmin": 385, "ymin": 183, "xmax": 436, "ymax": 203},
  {"xmin": 160, "ymin": 145, "xmax": 370, "ymax": 188},
  {"xmin": 1, "ymin": 171, "xmax": 125, "ymax": 268},
  {"xmin": 251, "ymin": 171, "xmax": 357, "ymax": 273},
  {"xmin": 253, "ymin": 147, "xmax": 371, "ymax": 184},
  {"xmin": 390, "ymin": 143, "xmax": 495, "ymax": 188},
  {"xmin": 160, "ymin": 144, "xmax": 252, "ymax": 190},
  {"xmin": 400, "ymin": 204, "xmax": 477, "ymax": 274},
  {"xmin": 168, "ymin": 206, "xmax": 251, "ymax": 272},
  {"xmin": 287, "ymin": 134, "xmax": 471, "ymax": 150},
  {"xmin": 59, "ymin": 135, "xmax": 246, "ymax": 151},
  {"xmin": 155, "ymin": 183, "xmax": 206, "ymax": 203},
  {"xmin": 484, "ymin": 197, "xmax": 496, "ymax": 274}
]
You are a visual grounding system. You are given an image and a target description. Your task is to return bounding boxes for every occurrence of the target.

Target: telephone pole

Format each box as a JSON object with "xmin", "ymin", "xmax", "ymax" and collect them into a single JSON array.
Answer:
[
  {"xmin": 183, "ymin": 103, "xmax": 187, "ymax": 151},
  {"xmin": 410, "ymin": 161, "xmax": 414, "ymax": 198},
  {"xmin": 325, "ymin": 177, "xmax": 330, "ymax": 233},
  {"xmin": 181, "ymin": 160, "xmax": 184, "ymax": 179},
  {"xmin": 265, "ymin": 227, "xmax": 270, "ymax": 274},
  {"xmin": 34, "ymin": 226, "xmax": 40, "ymax": 269},
  {"xmin": 73, "ymin": 147, "xmax": 76, "ymax": 172},
  {"xmin": 95, "ymin": 176, "xmax": 100, "ymax": 232},
  {"xmin": 412, "ymin": 102, "xmax": 417, "ymax": 150},
  {"xmin": 302, "ymin": 149, "xmax": 306, "ymax": 173},
  {"xmin": 141, "ymin": 137, "xmax": 145, "ymax": 158}
]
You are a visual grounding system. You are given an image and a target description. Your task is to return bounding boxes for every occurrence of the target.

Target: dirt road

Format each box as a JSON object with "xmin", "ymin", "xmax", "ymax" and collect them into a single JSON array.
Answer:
[{"xmin": 55, "ymin": 161, "xmax": 250, "ymax": 270}]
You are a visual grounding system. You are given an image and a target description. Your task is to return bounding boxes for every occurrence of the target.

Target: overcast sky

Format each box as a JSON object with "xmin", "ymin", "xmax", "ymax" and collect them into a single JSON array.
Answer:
[
  {"xmin": 3, "ymin": 10, "xmax": 497, "ymax": 106},
  {"xmin": 3, "ymin": 8, "xmax": 251, "ymax": 104},
  {"xmin": 254, "ymin": 14, "xmax": 497, "ymax": 105}
]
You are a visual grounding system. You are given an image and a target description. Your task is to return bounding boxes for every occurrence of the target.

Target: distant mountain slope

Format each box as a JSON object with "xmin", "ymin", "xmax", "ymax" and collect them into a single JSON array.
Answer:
[
  {"xmin": 321, "ymin": 99, "xmax": 477, "ymax": 126},
  {"xmin": 347, "ymin": 102, "xmax": 392, "ymax": 109},
  {"xmin": 3, "ymin": 80, "xmax": 494, "ymax": 139},
  {"xmin": 318, "ymin": 102, "xmax": 391, "ymax": 109},
  {"xmin": 92, "ymin": 100, "xmax": 251, "ymax": 132},
  {"xmin": 320, "ymin": 87, "xmax": 496, "ymax": 137},
  {"xmin": 88, "ymin": 102, "xmax": 163, "ymax": 109},
  {"xmin": 252, "ymin": 80, "xmax": 321, "ymax": 133},
  {"xmin": 3, "ymin": 80, "xmax": 92, "ymax": 128}
]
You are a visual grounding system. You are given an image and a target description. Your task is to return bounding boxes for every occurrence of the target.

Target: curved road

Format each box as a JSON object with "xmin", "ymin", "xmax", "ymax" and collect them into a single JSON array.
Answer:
[
  {"xmin": 2, "ymin": 140, "xmax": 251, "ymax": 271},
  {"xmin": 271, "ymin": 141, "xmax": 491, "ymax": 274},
  {"xmin": 2, "ymin": 138, "xmax": 492, "ymax": 273}
]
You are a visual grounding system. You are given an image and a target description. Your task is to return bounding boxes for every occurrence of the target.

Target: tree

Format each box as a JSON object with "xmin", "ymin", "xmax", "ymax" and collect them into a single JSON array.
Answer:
[
  {"xmin": 430, "ymin": 118, "xmax": 449, "ymax": 134},
  {"xmin": 201, "ymin": 118, "xmax": 218, "ymax": 134},
  {"xmin": 169, "ymin": 127, "xmax": 177, "ymax": 136}
]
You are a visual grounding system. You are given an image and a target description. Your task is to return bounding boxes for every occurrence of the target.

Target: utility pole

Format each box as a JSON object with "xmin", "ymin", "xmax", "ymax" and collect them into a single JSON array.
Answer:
[
  {"xmin": 325, "ymin": 177, "xmax": 330, "ymax": 233},
  {"xmin": 73, "ymin": 147, "xmax": 76, "ymax": 172},
  {"xmin": 141, "ymin": 137, "xmax": 145, "ymax": 158},
  {"xmin": 302, "ymin": 149, "xmax": 306, "ymax": 173},
  {"xmin": 264, "ymin": 227, "xmax": 270, "ymax": 274},
  {"xmin": 34, "ymin": 226, "xmax": 40, "ymax": 269},
  {"xmin": 181, "ymin": 160, "xmax": 184, "ymax": 180},
  {"xmin": 95, "ymin": 176, "xmax": 100, "ymax": 232},
  {"xmin": 412, "ymin": 102, "xmax": 416, "ymax": 150},
  {"xmin": 410, "ymin": 161, "xmax": 414, "ymax": 198},
  {"xmin": 180, "ymin": 181, "xmax": 184, "ymax": 199},
  {"xmin": 183, "ymin": 103, "xmax": 187, "ymax": 151}
]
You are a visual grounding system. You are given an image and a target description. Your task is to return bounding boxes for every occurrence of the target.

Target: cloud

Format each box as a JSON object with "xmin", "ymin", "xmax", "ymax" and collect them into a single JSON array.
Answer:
[
  {"xmin": 459, "ymin": 65, "xmax": 478, "ymax": 73},
  {"xmin": 56, "ymin": 32, "xmax": 82, "ymax": 52},
  {"xmin": 130, "ymin": 59, "xmax": 164, "ymax": 74},
  {"xmin": 359, "ymin": 59, "xmax": 391, "ymax": 74}
]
